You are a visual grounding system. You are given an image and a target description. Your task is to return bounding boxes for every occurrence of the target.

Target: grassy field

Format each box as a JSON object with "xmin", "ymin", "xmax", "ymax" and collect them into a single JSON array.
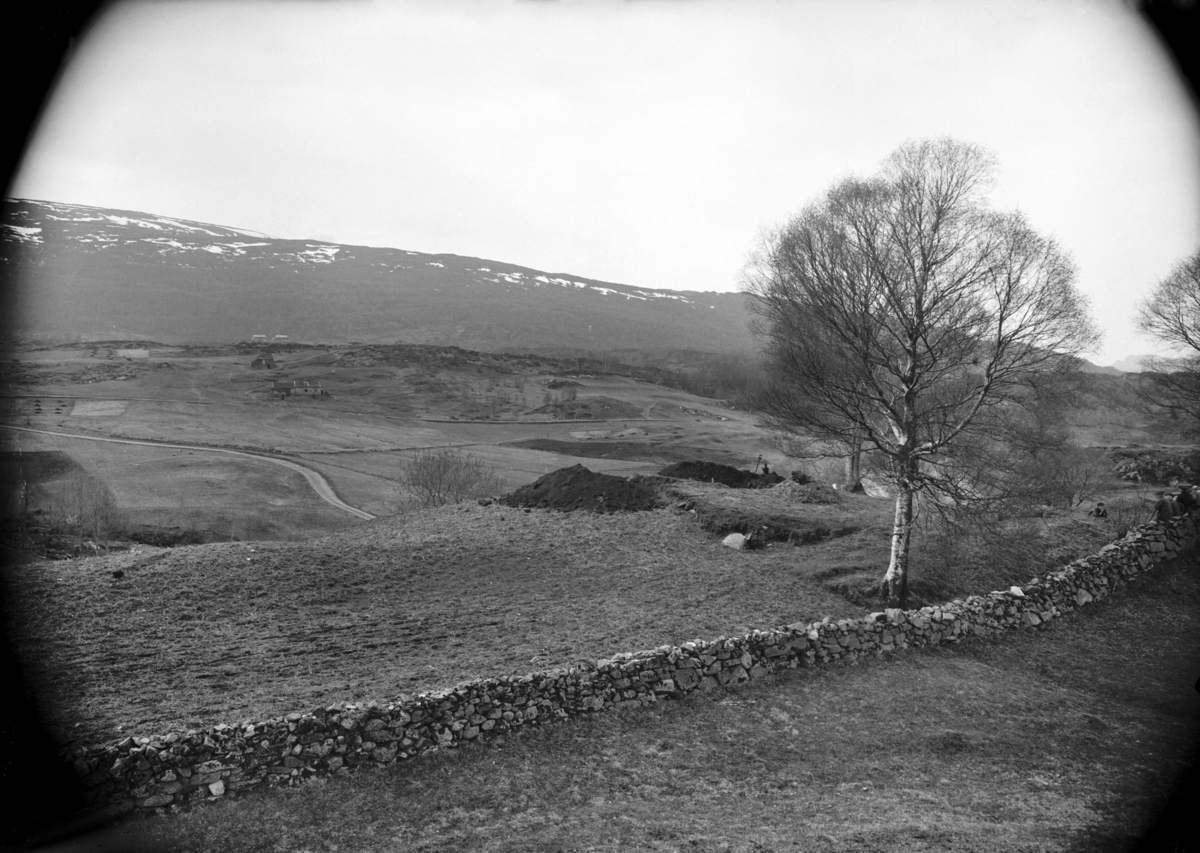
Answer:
[
  {"xmin": 44, "ymin": 552, "xmax": 1199, "ymax": 853},
  {"xmin": 4, "ymin": 494, "xmax": 889, "ymax": 752}
]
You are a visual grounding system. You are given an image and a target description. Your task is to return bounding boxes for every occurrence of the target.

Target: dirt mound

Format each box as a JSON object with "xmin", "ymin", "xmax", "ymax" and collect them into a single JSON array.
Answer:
[
  {"xmin": 690, "ymin": 505, "xmax": 859, "ymax": 546},
  {"xmin": 499, "ymin": 465, "xmax": 659, "ymax": 513},
  {"xmin": 658, "ymin": 460, "xmax": 783, "ymax": 489},
  {"xmin": 770, "ymin": 480, "xmax": 842, "ymax": 504}
]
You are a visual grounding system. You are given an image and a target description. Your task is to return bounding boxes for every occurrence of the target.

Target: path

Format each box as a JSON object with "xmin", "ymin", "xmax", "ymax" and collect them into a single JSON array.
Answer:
[{"xmin": 0, "ymin": 425, "xmax": 376, "ymax": 521}]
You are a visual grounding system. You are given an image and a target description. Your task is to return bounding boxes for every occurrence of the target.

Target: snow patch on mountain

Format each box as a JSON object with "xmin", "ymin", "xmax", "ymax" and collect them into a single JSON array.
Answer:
[
  {"xmin": 296, "ymin": 245, "xmax": 339, "ymax": 263},
  {"xmin": 146, "ymin": 217, "xmax": 225, "ymax": 236},
  {"xmin": 45, "ymin": 214, "xmax": 104, "ymax": 222},
  {"xmin": 2, "ymin": 224, "xmax": 42, "ymax": 243},
  {"xmin": 144, "ymin": 238, "xmax": 194, "ymax": 252}
]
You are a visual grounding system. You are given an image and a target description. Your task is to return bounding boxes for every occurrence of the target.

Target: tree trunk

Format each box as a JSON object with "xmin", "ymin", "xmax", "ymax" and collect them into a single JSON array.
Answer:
[
  {"xmin": 845, "ymin": 444, "xmax": 862, "ymax": 491},
  {"xmin": 881, "ymin": 486, "xmax": 915, "ymax": 608}
]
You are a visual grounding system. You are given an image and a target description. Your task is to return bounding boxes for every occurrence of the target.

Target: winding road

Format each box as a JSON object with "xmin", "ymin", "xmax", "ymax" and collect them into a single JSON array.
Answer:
[{"xmin": 0, "ymin": 425, "xmax": 377, "ymax": 521}]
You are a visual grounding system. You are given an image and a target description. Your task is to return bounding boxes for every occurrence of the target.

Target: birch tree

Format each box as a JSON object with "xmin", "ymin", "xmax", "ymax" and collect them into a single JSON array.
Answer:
[
  {"xmin": 1136, "ymin": 249, "xmax": 1200, "ymax": 432},
  {"xmin": 744, "ymin": 139, "xmax": 1100, "ymax": 607}
]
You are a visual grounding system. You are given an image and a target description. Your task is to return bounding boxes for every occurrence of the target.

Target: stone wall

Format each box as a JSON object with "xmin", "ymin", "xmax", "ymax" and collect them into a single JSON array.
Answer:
[{"xmin": 68, "ymin": 515, "xmax": 1199, "ymax": 816}]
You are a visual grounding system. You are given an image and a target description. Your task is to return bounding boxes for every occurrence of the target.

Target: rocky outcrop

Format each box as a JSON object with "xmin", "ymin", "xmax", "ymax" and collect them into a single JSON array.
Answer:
[{"xmin": 67, "ymin": 516, "xmax": 1198, "ymax": 817}]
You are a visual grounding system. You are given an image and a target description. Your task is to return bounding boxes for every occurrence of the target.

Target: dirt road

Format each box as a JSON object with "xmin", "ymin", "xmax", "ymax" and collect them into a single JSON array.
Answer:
[{"xmin": 0, "ymin": 425, "xmax": 376, "ymax": 520}]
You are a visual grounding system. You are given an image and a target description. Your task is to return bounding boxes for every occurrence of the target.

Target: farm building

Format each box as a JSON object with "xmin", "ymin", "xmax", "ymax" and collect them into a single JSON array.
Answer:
[
  {"xmin": 272, "ymin": 335, "xmax": 289, "ymax": 343},
  {"xmin": 250, "ymin": 355, "xmax": 276, "ymax": 369},
  {"xmin": 250, "ymin": 335, "xmax": 268, "ymax": 344},
  {"xmin": 273, "ymin": 379, "xmax": 326, "ymax": 398}
]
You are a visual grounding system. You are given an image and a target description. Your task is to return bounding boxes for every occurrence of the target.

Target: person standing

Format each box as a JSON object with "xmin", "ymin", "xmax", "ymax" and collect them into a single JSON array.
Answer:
[
  {"xmin": 1153, "ymin": 491, "xmax": 1176, "ymax": 523},
  {"xmin": 1177, "ymin": 485, "xmax": 1197, "ymax": 517}
]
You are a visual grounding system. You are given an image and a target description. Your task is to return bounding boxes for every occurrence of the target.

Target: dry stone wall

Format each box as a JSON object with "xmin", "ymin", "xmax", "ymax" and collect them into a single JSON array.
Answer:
[{"xmin": 69, "ymin": 516, "xmax": 1199, "ymax": 816}]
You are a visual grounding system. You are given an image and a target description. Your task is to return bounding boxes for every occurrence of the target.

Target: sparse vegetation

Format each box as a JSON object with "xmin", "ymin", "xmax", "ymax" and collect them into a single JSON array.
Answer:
[
  {"xmin": 399, "ymin": 448, "xmax": 506, "ymax": 508},
  {"xmin": 48, "ymin": 469, "xmax": 125, "ymax": 544},
  {"xmin": 1018, "ymin": 443, "xmax": 1110, "ymax": 509}
]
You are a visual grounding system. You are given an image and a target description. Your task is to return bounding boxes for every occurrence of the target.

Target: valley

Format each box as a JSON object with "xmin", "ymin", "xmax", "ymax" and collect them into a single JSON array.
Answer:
[{"xmin": 0, "ymin": 340, "xmax": 786, "ymax": 543}]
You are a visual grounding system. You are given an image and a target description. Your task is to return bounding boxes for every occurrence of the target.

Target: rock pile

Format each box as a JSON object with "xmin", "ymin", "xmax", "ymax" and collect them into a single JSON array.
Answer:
[{"xmin": 499, "ymin": 465, "xmax": 659, "ymax": 513}]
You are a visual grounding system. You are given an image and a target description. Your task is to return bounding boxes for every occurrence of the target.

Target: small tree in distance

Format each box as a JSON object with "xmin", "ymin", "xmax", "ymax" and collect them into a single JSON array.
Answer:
[
  {"xmin": 400, "ymin": 448, "xmax": 506, "ymax": 508},
  {"xmin": 745, "ymin": 138, "xmax": 1100, "ymax": 608}
]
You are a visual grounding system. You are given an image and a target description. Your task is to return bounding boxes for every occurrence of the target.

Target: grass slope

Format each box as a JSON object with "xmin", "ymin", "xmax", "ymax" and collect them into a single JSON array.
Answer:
[
  {"xmin": 4, "ymin": 503, "xmax": 876, "ymax": 751},
  {"xmin": 59, "ymin": 554, "xmax": 1200, "ymax": 853}
]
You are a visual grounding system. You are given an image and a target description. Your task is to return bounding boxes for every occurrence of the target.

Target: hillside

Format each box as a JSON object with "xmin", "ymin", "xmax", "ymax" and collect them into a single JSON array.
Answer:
[{"xmin": 0, "ymin": 199, "xmax": 756, "ymax": 355}]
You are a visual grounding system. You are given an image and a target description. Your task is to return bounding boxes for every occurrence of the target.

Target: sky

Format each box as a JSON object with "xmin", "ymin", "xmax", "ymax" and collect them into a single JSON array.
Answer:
[{"xmin": 9, "ymin": 0, "xmax": 1200, "ymax": 365}]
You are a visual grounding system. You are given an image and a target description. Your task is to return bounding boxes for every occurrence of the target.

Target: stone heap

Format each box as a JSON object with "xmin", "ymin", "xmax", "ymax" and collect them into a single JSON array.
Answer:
[{"xmin": 69, "ymin": 516, "xmax": 1198, "ymax": 817}]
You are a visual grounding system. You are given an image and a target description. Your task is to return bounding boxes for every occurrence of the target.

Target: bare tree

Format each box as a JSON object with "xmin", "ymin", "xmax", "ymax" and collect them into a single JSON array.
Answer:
[
  {"xmin": 50, "ymin": 470, "xmax": 123, "ymax": 544},
  {"xmin": 400, "ymin": 448, "xmax": 505, "ymax": 507},
  {"xmin": 745, "ymin": 138, "xmax": 1100, "ymax": 608},
  {"xmin": 1138, "ymin": 250, "xmax": 1200, "ymax": 352},
  {"xmin": 1136, "ymin": 249, "xmax": 1200, "ymax": 431}
]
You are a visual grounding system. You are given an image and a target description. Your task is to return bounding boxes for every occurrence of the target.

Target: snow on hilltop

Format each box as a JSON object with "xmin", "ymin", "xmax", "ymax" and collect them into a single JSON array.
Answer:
[
  {"xmin": 2, "ymin": 199, "xmax": 718, "ymax": 307},
  {"xmin": 24, "ymin": 199, "xmax": 269, "ymax": 239},
  {"xmin": 1, "ymin": 197, "xmax": 755, "ymax": 352}
]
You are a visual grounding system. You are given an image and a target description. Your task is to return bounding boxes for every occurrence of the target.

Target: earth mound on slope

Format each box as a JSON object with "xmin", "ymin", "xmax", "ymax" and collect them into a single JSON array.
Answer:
[
  {"xmin": 770, "ymin": 479, "xmax": 842, "ymax": 504},
  {"xmin": 658, "ymin": 460, "xmax": 783, "ymax": 489},
  {"xmin": 499, "ymin": 464, "xmax": 659, "ymax": 513}
]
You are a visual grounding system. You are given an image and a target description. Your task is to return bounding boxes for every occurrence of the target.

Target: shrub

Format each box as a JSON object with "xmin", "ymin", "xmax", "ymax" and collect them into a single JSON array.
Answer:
[
  {"xmin": 48, "ymin": 470, "xmax": 124, "ymax": 542},
  {"xmin": 1103, "ymin": 495, "xmax": 1151, "ymax": 539},
  {"xmin": 400, "ymin": 448, "xmax": 505, "ymax": 507},
  {"xmin": 1024, "ymin": 445, "xmax": 1110, "ymax": 509},
  {"xmin": 909, "ymin": 517, "xmax": 1046, "ymax": 602}
]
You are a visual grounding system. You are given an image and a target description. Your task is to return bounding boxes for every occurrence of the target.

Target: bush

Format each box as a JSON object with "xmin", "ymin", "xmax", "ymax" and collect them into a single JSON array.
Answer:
[
  {"xmin": 1103, "ymin": 495, "xmax": 1151, "ymax": 539},
  {"xmin": 909, "ymin": 509, "xmax": 1118, "ymax": 603},
  {"xmin": 48, "ymin": 470, "xmax": 124, "ymax": 542},
  {"xmin": 400, "ymin": 449, "xmax": 505, "ymax": 507},
  {"xmin": 1024, "ymin": 445, "xmax": 1110, "ymax": 509},
  {"xmin": 909, "ymin": 517, "xmax": 1046, "ymax": 602}
]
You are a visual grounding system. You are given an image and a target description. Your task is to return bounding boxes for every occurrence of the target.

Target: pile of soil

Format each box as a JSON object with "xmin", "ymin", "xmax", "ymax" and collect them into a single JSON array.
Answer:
[
  {"xmin": 692, "ymin": 506, "xmax": 859, "ymax": 546},
  {"xmin": 499, "ymin": 465, "xmax": 660, "ymax": 513},
  {"xmin": 659, "ymin": 460, "xmax": 783, "ymax": 489},
  {"xmin": 770, "ymin": 480, "xmax": 842, "ymax": 504}
]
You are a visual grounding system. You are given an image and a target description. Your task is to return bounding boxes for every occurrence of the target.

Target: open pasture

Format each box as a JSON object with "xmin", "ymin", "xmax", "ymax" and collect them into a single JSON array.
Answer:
[
  {"xmin": 115, "ymin": 554, "xmax": 1200, "ymax": 853},
  {"xmin": 5, "ymin": 501, "xmax": 883, "ymax": 753}
]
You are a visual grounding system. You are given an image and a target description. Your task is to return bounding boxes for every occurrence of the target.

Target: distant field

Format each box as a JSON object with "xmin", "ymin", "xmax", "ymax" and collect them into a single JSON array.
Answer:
[
  {"xmin": 2, "ymin": 429, "xmax": 358, "ymax": 542},
  {"xmin": 1, "ymin": 343, "xmax": 791, "ymax": 541}
]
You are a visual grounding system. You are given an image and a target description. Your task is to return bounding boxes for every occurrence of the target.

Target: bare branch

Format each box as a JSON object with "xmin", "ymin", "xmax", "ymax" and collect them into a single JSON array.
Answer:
[{"xmin": 744, "ymin": 138, "xmax": 1100, "ymax": 608}]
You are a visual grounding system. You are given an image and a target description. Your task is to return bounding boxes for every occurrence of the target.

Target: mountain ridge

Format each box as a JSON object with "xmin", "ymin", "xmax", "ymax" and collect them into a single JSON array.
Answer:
[{"xmin": 1, "ymin": 199, "xmax": 757, "ymax": 355}]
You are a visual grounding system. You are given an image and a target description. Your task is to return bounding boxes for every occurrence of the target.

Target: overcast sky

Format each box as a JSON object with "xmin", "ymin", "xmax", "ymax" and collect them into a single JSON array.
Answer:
[{"xmin": 10, "ymin": 0, "xmax": 1200, "ymax": 364}]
